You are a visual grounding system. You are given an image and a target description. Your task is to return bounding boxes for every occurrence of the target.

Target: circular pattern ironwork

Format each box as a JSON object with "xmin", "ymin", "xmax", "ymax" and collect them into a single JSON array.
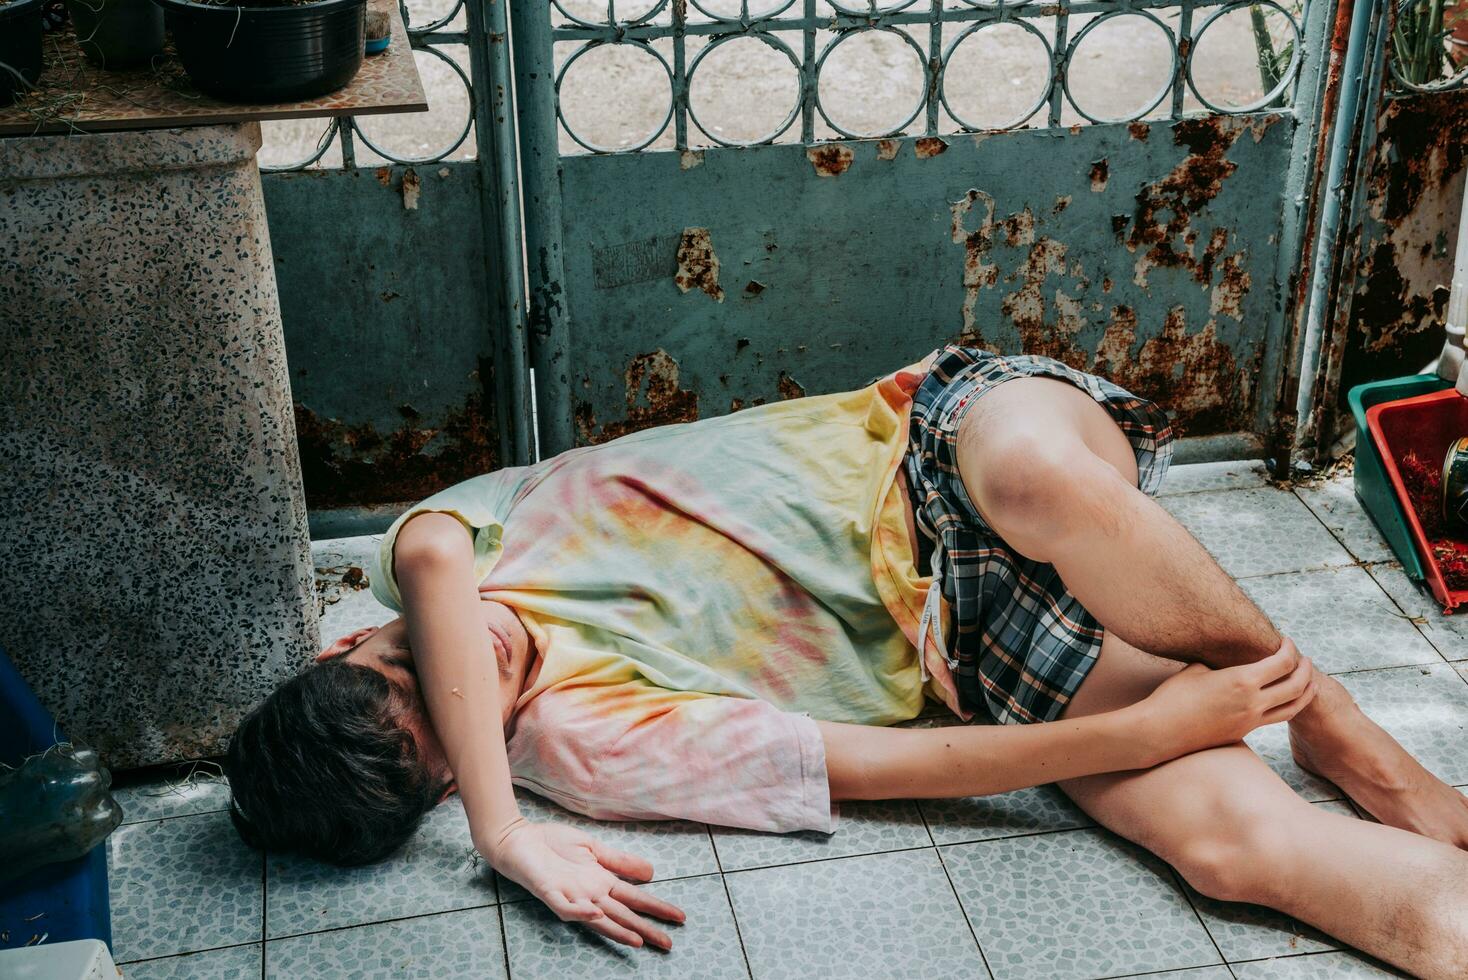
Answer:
[
  {"xmin": 1185, "ymin": 0, "xmax": 1303, "ymax": 112},
  {"xmin": 814, "ymin": 26, "xmax": 930, "ymax": 140},
  {"xmin": 939, "ymin": 18, "xmax": 1054, "ymax": 132},
  {"xmin": 823, "ymin": 0, "xmax": 922, "ymax": 16},
  {"xmin": 1388, "ymin": 0, "xmax": 1468, "ymax": 93},
  {"xmin": 401, "ymin": 0, "xmax": 464, "ymax": 36},
  {"xmin": 686, "ymin": 0, "xmax": 798, "ymax": 23},
  {"xmin": 551, "ymin": 0, "xmax": 670, "ymax": 29},
  {"xmin": 259, "ymin": 119, "xmax": 343, "ymax": 173},
  {"xmin": 686, "ymin": 32, "xmax": 802, "ymax": 146},
  {"xmin": 1062, "ymin": 9, "xmax": 1177, "ymax": 125},
  {"xmin": 556, "ymin": 40, "xmax": 676, "ymax": 153},
  {"xmin": 353, "ymin": 44, "xmax": 476, "ymax": 164}
]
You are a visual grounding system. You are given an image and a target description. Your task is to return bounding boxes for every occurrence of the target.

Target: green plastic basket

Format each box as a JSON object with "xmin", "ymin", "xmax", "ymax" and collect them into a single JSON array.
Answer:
[{"xmin": 1347, "ymin": 374, "xmax": 1453, "ymax": 580}]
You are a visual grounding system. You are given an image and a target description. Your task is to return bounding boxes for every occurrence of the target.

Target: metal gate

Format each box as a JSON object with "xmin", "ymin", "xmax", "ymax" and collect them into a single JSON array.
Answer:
[
  {"xmin": 261, "ymin": 0, "xmax": 1377, "ymax": 526},
  {"xmin": 507, "ymin": 0, "xmax": 1345, "ymax": 463}
]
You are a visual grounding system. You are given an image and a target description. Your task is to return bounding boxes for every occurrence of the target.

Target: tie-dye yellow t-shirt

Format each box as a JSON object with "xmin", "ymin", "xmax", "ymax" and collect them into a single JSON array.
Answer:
[{"xmin": 372, "ymin": 365, "xmax": 949, "ymax": 834}]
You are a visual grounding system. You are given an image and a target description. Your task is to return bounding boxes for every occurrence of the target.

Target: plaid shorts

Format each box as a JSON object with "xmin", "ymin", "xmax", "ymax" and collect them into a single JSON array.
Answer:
[{"xmin": 903, "ymin": 346, "xmax": 1174, "ymax": 724}]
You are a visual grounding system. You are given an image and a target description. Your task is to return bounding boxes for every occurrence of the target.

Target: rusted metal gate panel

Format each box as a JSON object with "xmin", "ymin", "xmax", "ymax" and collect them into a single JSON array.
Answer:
[
  {"xmin": 558, "ymin": 121, "xmax": 1289, "ymax": 449},
  {"xmin": 263, "ymin": 163, "xmax": 501, "ymax": 528},
  {"xmin": 512, "ymin": 0, "xmax": 1344, "ymax": 462}
]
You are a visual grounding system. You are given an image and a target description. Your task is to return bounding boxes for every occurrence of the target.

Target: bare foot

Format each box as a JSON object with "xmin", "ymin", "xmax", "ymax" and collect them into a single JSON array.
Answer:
[{"xmin": 1290, "ymin": 675, "xmax": 1468, "ymax": 849}]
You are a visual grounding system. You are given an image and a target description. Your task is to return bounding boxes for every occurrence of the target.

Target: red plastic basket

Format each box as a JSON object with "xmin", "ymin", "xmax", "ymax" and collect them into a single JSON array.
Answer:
[{"xmin": 1365, "ymin": 388, "xmax": 1468, "ymax": 614}]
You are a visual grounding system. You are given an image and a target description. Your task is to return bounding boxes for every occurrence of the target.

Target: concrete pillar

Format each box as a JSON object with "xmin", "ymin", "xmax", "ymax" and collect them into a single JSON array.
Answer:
[{"xmin": 0, "ymin": 123, "xmax": 319, "ymax": 769}]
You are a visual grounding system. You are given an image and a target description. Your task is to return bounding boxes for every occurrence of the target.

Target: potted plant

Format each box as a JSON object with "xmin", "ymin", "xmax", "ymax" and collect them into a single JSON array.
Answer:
[
  {"xmin": 0, "ymin": 0, "xmax": 46, "ymax": 107},
  {"xmin": 67, "ymin": 0, "xmax": 164, "ymax": 69},
  {"xmin": 153, "ymin": 0, "xmax": 367, "ymax": 103}
]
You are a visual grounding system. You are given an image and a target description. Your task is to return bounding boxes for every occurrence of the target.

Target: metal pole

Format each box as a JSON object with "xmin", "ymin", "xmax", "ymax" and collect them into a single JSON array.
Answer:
[
  {"xmin": 468, "ymin": 0, "xmax": 533, "ymax": 466},
  {"xmin": 1293, "ymin": 0, "xmax": 1376, "ymax": 463},
  {"xmin": 509, "ymin": 0, "xmax": 575, "ymax": 458}
]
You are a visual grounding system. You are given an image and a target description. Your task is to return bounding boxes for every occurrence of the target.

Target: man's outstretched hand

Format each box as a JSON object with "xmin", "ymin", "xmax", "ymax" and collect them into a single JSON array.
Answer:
[{"xmin": 487, "ymin": 819, "xmax": 686, "ymax": 950}]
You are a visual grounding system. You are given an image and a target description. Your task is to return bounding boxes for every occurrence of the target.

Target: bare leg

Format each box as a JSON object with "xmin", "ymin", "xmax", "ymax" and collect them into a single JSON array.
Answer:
[
  {"xmin": 953, "ymin": 376, "xmax": 1468, "ymax": 847},
  {"xmin": 1057, "ymin": 634, "xmax": 1468, "ymax": 979}
]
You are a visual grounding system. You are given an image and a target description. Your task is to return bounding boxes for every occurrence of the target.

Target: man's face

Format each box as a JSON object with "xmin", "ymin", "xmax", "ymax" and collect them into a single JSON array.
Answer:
[{"xmin": 317, "ymin": 600, "xmax": 535, "ymax": 785}]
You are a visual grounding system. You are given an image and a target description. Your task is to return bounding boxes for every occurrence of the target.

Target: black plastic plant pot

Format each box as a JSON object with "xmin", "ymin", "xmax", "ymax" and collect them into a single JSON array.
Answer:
[
  {"xmin": 154, "ymin": 0, "xmax": 366, "ymax": 104},
  {"xmin": 0, "ymin": 0, "xmax": 46, "ymax": 107},
  {"xmin": 67, "ymin": 0, "xmax": 165, "ymax": 70}
]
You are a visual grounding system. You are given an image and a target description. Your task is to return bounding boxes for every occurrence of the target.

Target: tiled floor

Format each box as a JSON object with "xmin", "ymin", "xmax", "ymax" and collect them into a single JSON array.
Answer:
[{"xmin": 107, "ymin": 461, "xmax": 1465, "ymax": 979}]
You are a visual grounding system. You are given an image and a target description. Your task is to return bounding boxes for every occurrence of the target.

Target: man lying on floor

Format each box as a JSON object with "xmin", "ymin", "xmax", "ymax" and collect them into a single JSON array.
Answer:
[{"xmin": 226, "ymin": 347, "xmax": 1468, "ymax": 978}]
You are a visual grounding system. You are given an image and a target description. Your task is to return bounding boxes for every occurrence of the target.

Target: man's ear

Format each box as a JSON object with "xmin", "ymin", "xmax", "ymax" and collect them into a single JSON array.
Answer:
[{"xmin": 316, "ymin": 626, "xmax": 381, "ymax": 663}]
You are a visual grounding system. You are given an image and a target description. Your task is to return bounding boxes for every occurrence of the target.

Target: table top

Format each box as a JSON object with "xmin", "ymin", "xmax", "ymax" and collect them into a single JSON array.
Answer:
[{"xmin": 0, "ymin": 5, "xmax": 427, "ymax": 138}]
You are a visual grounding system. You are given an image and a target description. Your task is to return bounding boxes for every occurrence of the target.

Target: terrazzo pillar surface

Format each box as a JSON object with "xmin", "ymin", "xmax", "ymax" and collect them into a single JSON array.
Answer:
[{"xmin": 0, "ymin": 123, "xmax": 319, "ymax": 769}]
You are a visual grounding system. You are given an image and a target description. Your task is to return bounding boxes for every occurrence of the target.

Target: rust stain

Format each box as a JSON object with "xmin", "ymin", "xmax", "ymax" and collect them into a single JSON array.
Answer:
[
  {"xmin": 1093, "ymin": 306, "xmax": 1249, "ymax": 434},
  {"xmin": 1000, "ymin": 235, "xmax": 1088, "ymax": 367},
  {"xmin": 915, "ymin": 136, "xmax": 949, "ymax": 159},
  {"xmin": 876, "ymin": 139, "xmax": 901, "ymax": 161},
  {"xmin": 1342, "ymin": 93, "xmax": 1468, "ymax": 394},
  {"xmin": 1209, "ymin": 251, "xmax": 1251, "ymax": 320},
  {"xmin": 777, "ymin": 372, "xmax": 805, "ymax": 400},
  {"xmin": 574, "ymin": 350, "xmax": 700, "ymax": 445},
  {"xmin": 744, "ymin": 279, "xmax": 766, "ymax": 296},
  {"xmin": 1002, "ymin": 207, "xmax": 1036, "ymax": 248},
  {"xmin": 950, "ymin": 189, "xmax": 1000, "ymax": 343},
  {"xmin": 401, "ymin": 167, "xmax": 421, "ymax": 210},
  {"xmin": 1053, "ymin": 195, "xmax": 1071, "ymax": 215},
  {"xmin": 374, "ymin": 167, "xmax": 392, "ymax": 187},
  {"xmin": 674, "ymin": 227, "xmax": 725, "ymax": 302},
  {"xmin": 294, "ymin": 387, "xmax": 498, "ymax": 510},
  {"xmin": 1089, "ymin": 158, "xmax": 1109, "ymax": 192},
  {"xmin": 1121, "ymin": 116, "xmax": 1272, "ymax": 288},
  {"xmin": 807, "ymin": 144, "xmax": 854, "ymax": 177},
  {"xmin": 1128, "ymin": 122, "xmax": 1150, "ymax": 142}
]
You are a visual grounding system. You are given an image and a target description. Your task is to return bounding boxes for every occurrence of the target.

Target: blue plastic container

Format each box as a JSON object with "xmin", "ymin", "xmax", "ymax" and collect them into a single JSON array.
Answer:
[{"xmin": 0, "ymin": 647, "xmax": 113, "ymax": 952}]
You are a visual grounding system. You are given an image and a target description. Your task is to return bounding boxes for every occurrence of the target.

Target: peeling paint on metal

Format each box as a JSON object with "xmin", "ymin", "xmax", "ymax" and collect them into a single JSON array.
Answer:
[
  {"xmin": 876, "ymin": 139, "xmax": 901, "ymax": 161},
  {"xmin": 1052, "ymin": 195, "xmax": 1071, "ymax": 215},
  {"xmin": 777, "ymin": 372, "xmax": 805, "ymax": 400},
  {"xmin": 374, "ymin": 167, "xmax": 392, "ymax": 187},
  {"xmin": 401, "ymin": 167, "xmax": 421, "ymax": 210},
  {"xmin": 744, "ymin": 279, "xmax": 766, "ymax": 296},
  {"xmin": 1089, "ymin": 158, "xmax": 1109, "ymax": 192},
  {"xmin": 950, "ymin": 188, "xmax": 1000, "ymax": 343},
  {"xmin": 1341, "ymin": 93, "xmax": 1468, "ymax": 393},
  {"xmin": 807, "ymin": 144, "xmax": 854, "ymax": 177},
  {"xmin": 674, "ymin": 227, "xmax": 725, "ymax": 302},
  {"xmin": 915, "ymin": 137, "xmax": 949, "ymax": 159},
  {"xmin": 1210, "ymin": 251, "xmax": 1251, "ymax": 320},
  {"xmin": 680, "ymin": 149, "xmax": 705, "ymax": 171},
  {"xmin": 574, "ymin": 349, "xmax": 700, "ymax": 445},
  {"xmin": 1128, "ymin": 122, "xmax": 1150, "ymax": 142}
]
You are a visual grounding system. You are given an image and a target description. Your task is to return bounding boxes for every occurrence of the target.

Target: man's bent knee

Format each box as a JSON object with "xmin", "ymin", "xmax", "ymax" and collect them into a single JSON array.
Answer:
[{"xmin": 1168, "ymin": 798, "xmax": 1302, "ymax": 906}]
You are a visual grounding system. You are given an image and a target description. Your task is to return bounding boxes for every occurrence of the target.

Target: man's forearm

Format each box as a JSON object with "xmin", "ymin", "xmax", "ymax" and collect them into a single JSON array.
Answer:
[
  {"xmin": 396, "ymin": 513, "xmax": 523, "ymax": 856},
  {"xmin": 816, "ymin": 707, "xmax": 1159, "ymax": 802}
]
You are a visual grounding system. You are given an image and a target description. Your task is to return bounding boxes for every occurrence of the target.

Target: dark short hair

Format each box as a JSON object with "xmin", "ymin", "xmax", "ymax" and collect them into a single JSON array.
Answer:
[{"xmin": 224, "ymin": 658, "xmax": 439, "ymax": 866}]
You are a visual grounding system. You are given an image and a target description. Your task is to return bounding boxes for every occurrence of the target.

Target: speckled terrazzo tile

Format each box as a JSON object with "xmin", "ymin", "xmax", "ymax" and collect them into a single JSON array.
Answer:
[
  {"xmin": 267, "ymin": 796, "xmax": 495, "ymax": 938},
  {"xmin": 1243, "ymin": 723, "xmax": 1343, "ymax": 802},
  {"xmin": 1159, "ymin": 488, "xmax": 1353, "ymax": 579},
  {"xmin": 1294, "ymin": 476, "xmax": 1396, "ymax": 564},
  {"xmin": 942, "ymin": 828, "xmax": 1221, "ymax": 980},
  {"xmin": 1332, "ymin": 664, "xmax": 1468, "ymax": 786},
  {"xmin": 496, "ymin": 791, "xmax": 718, "ymax": 902},
  {"xmin": 108, "ymin": 811, "xmax": 264, "ymax": 962},
  {"xmin": 1238, "ymin": 567, "xmax": 1443, "ymax": 674},
  {"xmin": 1229, "ymin": 950, "xmax": 1408, "ymax": 978},
  {"xmin": 502, "ymin": 874, "xmax": 746, "ymax": 979},
  {"xmin": 265, "ymin": 907, "xmax": 505, "ymax": 980},
  {"xmin": 1364, "ymin": 563, "xmax": 1468, "ymax": 660},
  {"xmin": 1158, "ymin": 460, "xmax": 1272, "ymax": 496},
  {"xmin": 921, "ymin": 783, "xmax": 1093, "ymax": 845},
  {"xmin": 114, "ymin": 772, "xmax": 231, "ymax": 825},
  {"xmin": 119, "ymin": 944, "xmax": 260, "ymax": 978},
  {"xmin": 726, "ymin": 849, "xmax": 987, "ymax": 980},
  {"xmin": 711, "ymin": 797, "xmax": 930, "ymax": 872},
  {"xmin": 1185, "ymin": 801, "xmax": 1354, "ymax": 961}
]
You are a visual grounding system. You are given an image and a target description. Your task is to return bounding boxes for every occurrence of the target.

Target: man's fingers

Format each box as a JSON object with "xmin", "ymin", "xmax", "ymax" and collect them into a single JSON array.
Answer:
[
  {"xmin": 611, "ymin": 881, "xmax": 686, "ymax": 924},
  {"xmin": 589, "ymin": 841, "xmax": 655, "ymax": 882},
  {"xmin": 550, "ymin": 893, "xmax": 605, "ymax": 923},
  {"xmin": 596, "ymin": 896, "xmax": 672, "ymax": 950},
  {"xmin": 583, "ymin": 913, "xmax": 645, "ymax": 948},
  {"xmin": 1260, "ymin": 675, "xmax": 1318, "ymax": 726},
  {"xmin": 1261, "ymin": 654, "xmax": 1313, "ymax": 706},
  {"xmin": 1243, "ymin": 638, "xmax": 1300, "ymax": 685}
]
